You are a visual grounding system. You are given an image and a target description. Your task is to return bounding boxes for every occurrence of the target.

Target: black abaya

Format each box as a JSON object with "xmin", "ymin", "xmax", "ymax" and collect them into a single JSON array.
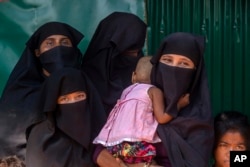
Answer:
[
  {"xmin": 0, "ymin": 22, "xmax": 84, "ymax": 158},
  {"xmin": 150, "ymin": 32, "xmax": 214, "ymax": 167},
  {"xmin": 25, "ymin": 68, "xmax": 106, "ymax": 167},
  {"xmin": 81, "ymin": 12, "xmax": 147, "ymax": 114}
]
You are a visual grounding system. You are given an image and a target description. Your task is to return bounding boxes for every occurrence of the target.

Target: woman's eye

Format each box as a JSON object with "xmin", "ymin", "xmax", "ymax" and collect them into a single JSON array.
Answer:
[
  {"xmin": 75, "ymin": 93, "xmax": 86, "ymax": 100},
  {"xmin": 179, "ymin": 61, "xmax": 189, "ymax": 67},
  {"xmin": 165, "ymin": 58, "xmax": 172, "ymax": 62},
  {"xmin": 160, "ymin": 57, "xmax": 172, "ymax": 64},
  {"xmin": 76, "ymin": 95, "xmax": 83, "ymax": 99},
  {"xmin": 236, "ymin": 145, "xmax": 246, "ymax": 151},
  {"xmin": 45, "ymin": 40, "xmax": 54, "ymax": 47},
  {"xmin": 178, "ymin": 61, "xmax": 194, "ymax": 68},
  {"xmin": 61, "ymin": 39, "xmax": 72, "ymax": 46},
  {"xmin": 58, "ymin": 97, "xmax": 69, "ymax": 104},
  {"xmin": 61, "ymin": 97, "xmax": 68, "ymax": 102},
  {"xmin": 218, "ymin": 143, "xmax": 227, "ymax": 148}
]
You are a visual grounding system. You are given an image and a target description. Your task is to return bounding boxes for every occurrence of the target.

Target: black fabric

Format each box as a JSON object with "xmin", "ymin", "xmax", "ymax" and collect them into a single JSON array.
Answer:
[
  {"xmin": 151, "ymin": 32, "xmax": 214, "ymax": 167},
  {"xmin": 25, "ymin": 68, "xmax": 106, "ymax": 167},
  {"xmin": 39, "ymin": 46, "xmax": 81, "ymax": 74},
  {"xmin": 26, "ymin": 22, "xmax": 83, "ymax": 50},
  {"xmin": 113, "ymin": 51, "xmax": 144, "ymax": 88},
  {"xmin": 161, "ymin": 32, "xmax": 201, "ymax": 68},
  {"xmin": 0, "ymin": 21, "xmax": 83, "ymax": 158},
  {"xmin": 56, "ymin": 101, "xmax": 90, "ymax": 149},
  {"xmin": 81, "ymin": 12, "xmax": 147, "ymax": 114},
  {"xmin": 154, "ymin": 63, "xmax": 195, "ymax": 117}
]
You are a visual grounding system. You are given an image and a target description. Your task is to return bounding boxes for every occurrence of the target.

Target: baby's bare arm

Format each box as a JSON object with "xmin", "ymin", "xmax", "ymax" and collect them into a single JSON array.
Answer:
[{"xmin": 148, "ymin": 87, "xmax": 173, "ymax": 124}]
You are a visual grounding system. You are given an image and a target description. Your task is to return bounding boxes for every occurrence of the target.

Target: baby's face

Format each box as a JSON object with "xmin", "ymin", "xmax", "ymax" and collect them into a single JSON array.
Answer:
[{"xmin": 57, "ymin": 91, "xmax": 87, "ymax": 104}]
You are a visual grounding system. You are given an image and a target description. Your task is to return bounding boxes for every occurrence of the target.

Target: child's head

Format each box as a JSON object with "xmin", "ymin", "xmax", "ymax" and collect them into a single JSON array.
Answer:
[
  {"xmin": 0, "ymin": 155, "xmax": 25, "ymax": 167},
  {"xmin": 213, "ymin": 111, "xmax": 250, "ymax": 167},
  {"xmin": 132, "ymin": 56, "xmax": 153, "ymax": 84},
  {"xmin": 214, "ymin": 111, "xmax": 250, "ymax": 150}
]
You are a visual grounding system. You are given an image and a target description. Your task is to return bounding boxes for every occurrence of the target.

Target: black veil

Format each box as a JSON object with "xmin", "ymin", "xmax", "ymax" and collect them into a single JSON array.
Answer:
[{"xmin": 81, "ymin": 12, "xmax": 147, "ymax": 114}]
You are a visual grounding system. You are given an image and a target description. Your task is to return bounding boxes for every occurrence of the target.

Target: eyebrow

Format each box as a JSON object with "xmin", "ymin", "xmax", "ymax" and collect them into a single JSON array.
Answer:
[
  {"xmin": 219, "ymin": 141, "xmax": 246, "ymax": 145},
  {"xmin": 44, "ymin": 37, "xmax": 70, "ymax": 40},
  {"xmin": 60, "ymin": 37, "xmax": 71, "ymax": 40},
  {"xmin": 180, "ymin": 58, "xmax": 192, "ymax": 62},
  {"xmin": 44, "ymin": 37, "xmax": 55, "ymax": 40}
]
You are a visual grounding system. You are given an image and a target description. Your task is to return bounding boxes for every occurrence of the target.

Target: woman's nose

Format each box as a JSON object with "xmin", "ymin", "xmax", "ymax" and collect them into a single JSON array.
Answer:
[
  {"xmin": 54, "ymin": 41, "xmax": 61, "ymax": 47},
  {"xmin": 229, "ymin": 146, "xmax": 237, "ymax": 152},
  {"xmin": 172, "ymin": 60, "xmax": 178, "ymax": 67},
  {"xmin": 225, "ymin": 147, "xmax": 233, "ymax": 157}
]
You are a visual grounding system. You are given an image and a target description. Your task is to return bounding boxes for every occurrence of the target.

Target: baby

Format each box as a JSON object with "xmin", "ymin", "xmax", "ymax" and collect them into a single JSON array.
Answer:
[{"xmin": 93, "ymin": 56, "xmax": 189, "ymax": 166}]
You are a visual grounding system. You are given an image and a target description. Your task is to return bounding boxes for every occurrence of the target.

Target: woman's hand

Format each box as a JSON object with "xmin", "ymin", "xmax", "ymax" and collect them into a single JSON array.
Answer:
[{"xmin": 177, "ymin": 93, "xmax": 190, "ymax": 111}]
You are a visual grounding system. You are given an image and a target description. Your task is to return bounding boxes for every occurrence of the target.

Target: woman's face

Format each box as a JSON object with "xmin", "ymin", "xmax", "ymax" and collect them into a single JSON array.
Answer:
[
  {"xmin": 214, "ymin": 131, "xmax": 247, "ymax": 167},
  {"xmin": 35, "ymin": 35, "xmax": 73, "ymax": 76},
  {"xmin": 57, "ymin": 91, "xmax": 87, "ymax": 104},
  {"xmin": 160, "ymin": 54, "xmax": 195, "ymax": 69}
]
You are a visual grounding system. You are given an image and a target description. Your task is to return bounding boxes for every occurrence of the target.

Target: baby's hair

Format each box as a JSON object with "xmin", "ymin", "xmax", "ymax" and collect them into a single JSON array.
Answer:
[
  {"xmin": 134, "ymin": 56, "xmax": 153, "ymax": 84},
  {"xmin": 0, "ymin": 155, "xmax": 25, "ymax": 167}
]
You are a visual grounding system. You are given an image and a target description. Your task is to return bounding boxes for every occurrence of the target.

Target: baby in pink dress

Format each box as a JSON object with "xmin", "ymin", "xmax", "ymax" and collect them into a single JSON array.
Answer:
[{"xmin": 93, "ymin": 56, "xmax": 189, "ymax": 165}]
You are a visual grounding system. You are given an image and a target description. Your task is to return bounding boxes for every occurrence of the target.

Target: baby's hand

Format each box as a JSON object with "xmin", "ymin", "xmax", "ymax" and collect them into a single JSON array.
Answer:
[{"xmin": 177, "ymin": 93, "xmax": 190, "ymax": 111}]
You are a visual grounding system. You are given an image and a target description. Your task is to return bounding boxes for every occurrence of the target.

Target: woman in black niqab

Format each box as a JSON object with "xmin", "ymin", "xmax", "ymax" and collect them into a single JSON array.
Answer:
[
  {"xmin": 25, "ymin": 68, "xmax": 106, "ymax": 167},
  {"xmin": 81, "ymin": 12, "xmax": 147, "ymax": 114},
  {"xmin": 151, "ymin": 32, "xmax": 214, "ymax": 167},
  {"xmin": 0, "ymin": 22, "xmax": 83, "ymax": 158}
]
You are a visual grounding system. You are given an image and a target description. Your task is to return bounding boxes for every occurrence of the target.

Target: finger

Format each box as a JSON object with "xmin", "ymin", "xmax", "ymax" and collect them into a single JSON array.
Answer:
[{"xmin": 184, "ymin": 93, "xmax": 190, "ymax": 98}]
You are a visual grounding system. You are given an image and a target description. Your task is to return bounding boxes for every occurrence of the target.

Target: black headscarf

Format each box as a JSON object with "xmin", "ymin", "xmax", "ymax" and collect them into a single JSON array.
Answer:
[
  {"xmin": 0, "ymin": 22, "xmax": 83, "ymax": 158},
  {"xmin": 26, "ymin": 22, "xmax": 83, "ymax": 50},
  {"xmin": 151, "ymin": 32, "xmax": 214, "ymax": 167},
  {"xmin": 81, "ymin": 12, "xmax": 147, "ymax": 114},
  {"xmin": 25, "ymin": 68, "xmax": 106, "ymax": 167}
]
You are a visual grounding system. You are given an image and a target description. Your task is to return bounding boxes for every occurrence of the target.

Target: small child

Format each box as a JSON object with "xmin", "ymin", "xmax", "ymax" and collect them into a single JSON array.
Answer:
[
  {"xmin": 213, "ymin": 111, "xmax": 250, "ymax": 167},
  {"xmin": 0, "ymin": 155, "xmax": 25, "ymax": 167},
  {"xmin": 93, "ymin": 56, "xmax": 189, "ymax": 165}
]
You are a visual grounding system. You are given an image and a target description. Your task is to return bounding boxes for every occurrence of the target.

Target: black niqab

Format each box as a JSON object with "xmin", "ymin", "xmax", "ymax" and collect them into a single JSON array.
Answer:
[
  {"xmin": 81, "ymin": 12, "xmax": 147, "ymax": 114},
  {"xmin": 38, "ymin": 46, "xmax": 81, "ymax": 73},
  {"xmin": 0, "ymin": 22, "xmax": 84, "ymax": 158},
  {"xmin": 151, "ymin": 32, "xmax": 214, "ymax": 167},
  {"xmin": 25, "ymin": 68, "xmax": 106, "ymax": 167},
  {"xmin": 154, "ymin": 63, "xmax": 195, "ymax": 117}
]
